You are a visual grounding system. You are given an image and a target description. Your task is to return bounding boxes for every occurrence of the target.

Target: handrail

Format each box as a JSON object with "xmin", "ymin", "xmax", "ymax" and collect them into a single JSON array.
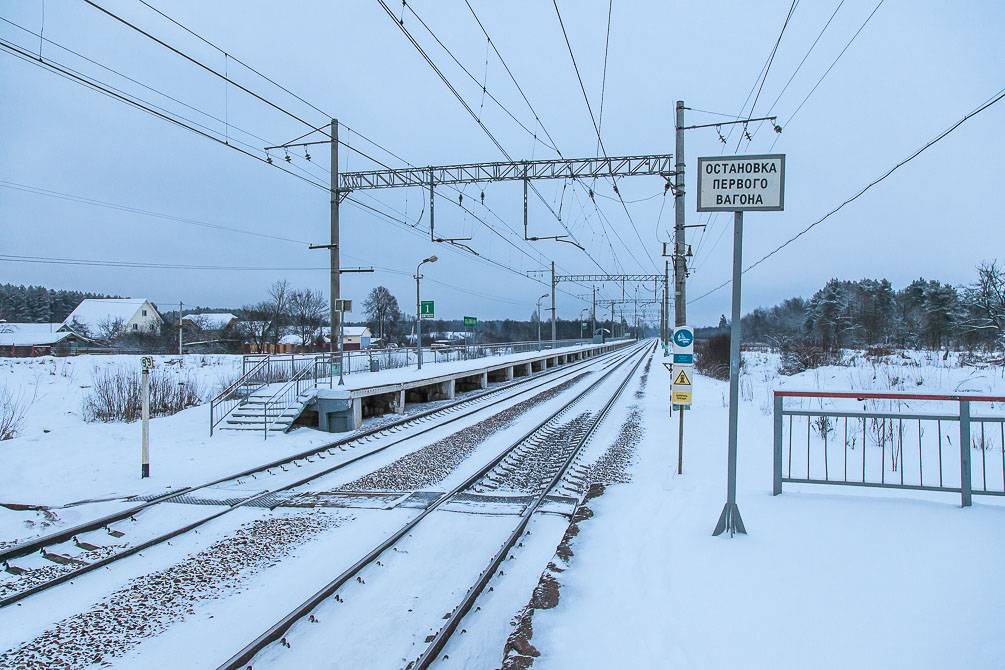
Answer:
[
  {"xmin": 262, "ymin": 364, "xmax": 316, "ymax": 439},
  {"xmin": 260, "ymin": 353, "xmax": 335, "ymax": 439},
  {"xmin": 210, "ymin": 354, "xmax": 272, "ymax": 435},
  {"xmin": 775, "ymin": 389, "xmax": 1005, "ymax": 403}
]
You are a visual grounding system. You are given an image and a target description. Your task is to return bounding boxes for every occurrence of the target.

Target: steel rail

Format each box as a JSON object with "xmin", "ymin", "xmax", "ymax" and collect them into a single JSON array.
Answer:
[
  {"xmin": 215, "ymin": 341, "xmax": 651, "ymax": 670},
  {"xmin": 411, "ymin": 342, "xmax": 650, "ymax": 668},
  {"xmin": 0, "ymin": 343, "xmax": 633, "ymax": 607}
]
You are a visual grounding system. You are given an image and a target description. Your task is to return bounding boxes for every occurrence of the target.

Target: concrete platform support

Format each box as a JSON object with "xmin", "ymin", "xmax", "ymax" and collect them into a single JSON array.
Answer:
[
  {"xmin": 480, "ymin": 372, "xmax": 488, "ymax": 388},
  {"xmin": 506, "ymin": 366, "xmax": 514, "ymax": 381},
  {"xmin": 442, "ymin": 379, "xmax": 455, "ymax": 400},
  {"xmin": 396, "ymin": 389, "xmax": 406, "ymax": 414},
  {"xmin": 352, "ymin": 398, "xmax": 362, "ymax": 429}
]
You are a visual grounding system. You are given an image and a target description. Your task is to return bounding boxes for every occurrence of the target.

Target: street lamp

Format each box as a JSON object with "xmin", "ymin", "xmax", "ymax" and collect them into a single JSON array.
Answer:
[
  {"xmin": 415, "ymin": 255, "xmax": 438, "ymax": 370},
  {"xmin": 536, "ymin": 293, "xmax": 549, "ymax": 351}
]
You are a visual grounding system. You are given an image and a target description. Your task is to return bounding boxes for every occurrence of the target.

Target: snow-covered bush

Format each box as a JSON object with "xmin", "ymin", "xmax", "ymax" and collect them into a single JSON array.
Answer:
[{"xmin": 82, "ymin": 366, "xmax": 203, "ymax": 423}]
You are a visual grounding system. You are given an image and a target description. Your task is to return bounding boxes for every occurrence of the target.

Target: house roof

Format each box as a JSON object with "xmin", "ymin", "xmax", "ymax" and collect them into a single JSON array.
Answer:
[
  {"xmin": 0, "ymin": 323, "xmax": 72, "ymax": 347},
  {"xmin": 343, "ymin": 326, "xmax": 371, "ymax": 337},
  {"xmin": 62, "ymin": 298, "xmax": 162, "ymax": 332},
  {"xmin": 182, "ymin": 313, "xmax": 238, "ymax": 330}
]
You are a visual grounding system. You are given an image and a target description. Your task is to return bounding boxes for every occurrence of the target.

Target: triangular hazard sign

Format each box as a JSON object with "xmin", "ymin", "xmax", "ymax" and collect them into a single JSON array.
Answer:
[{"xmin": 673, "ymin": 368, "xmax": 692, "ymax": 386}]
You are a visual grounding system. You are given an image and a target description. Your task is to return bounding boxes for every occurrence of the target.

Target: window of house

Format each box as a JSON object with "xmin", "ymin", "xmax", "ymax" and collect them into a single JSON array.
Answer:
[
  {"xmin": 142, "ymin": 309, "xmax": 147, "ymax": 316},
  {"xmin": 133, "ymin": 323, "xmax": 138, "ymax": 330}
]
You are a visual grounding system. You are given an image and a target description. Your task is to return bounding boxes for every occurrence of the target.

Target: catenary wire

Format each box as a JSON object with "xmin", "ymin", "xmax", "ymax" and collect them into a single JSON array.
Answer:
[{"xmin": 690, "ymin": 86, "xmax": 1005, "ymax": 304}]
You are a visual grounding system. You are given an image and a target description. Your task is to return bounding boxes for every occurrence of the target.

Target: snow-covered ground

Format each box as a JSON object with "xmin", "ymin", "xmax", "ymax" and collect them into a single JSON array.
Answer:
[
  {"xmin": 529, "ymin": 348, "xmax": 1005, "ymax": 669},
  {"xmin": 3, "ymin": 345, "xmax": 1003, "ymax": 669}
]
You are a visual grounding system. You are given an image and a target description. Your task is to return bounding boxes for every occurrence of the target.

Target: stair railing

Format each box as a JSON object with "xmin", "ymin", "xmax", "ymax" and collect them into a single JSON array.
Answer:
[
  {"xmin": 261, "ymin": 353, "xmax": 335, "ymax": 439},
  {"xmin": 210, "ymin": 354, "xmax": 272, "ymax": 435}
]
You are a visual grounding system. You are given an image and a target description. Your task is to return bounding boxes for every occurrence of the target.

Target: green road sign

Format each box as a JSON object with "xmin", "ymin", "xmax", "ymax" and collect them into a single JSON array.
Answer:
[
  {"xmin": 464, "ymin": 316, "xmax": 477, "ymax": 327},
  {"xmin": 420, "ymin": 300, "xmax": 434, "ymax": 319}
]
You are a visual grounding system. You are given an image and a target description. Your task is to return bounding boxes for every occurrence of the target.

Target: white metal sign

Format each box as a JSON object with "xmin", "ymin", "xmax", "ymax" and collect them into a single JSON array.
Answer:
[
  {"xmin": 671, "ymin": 364, "xmax": 693, "ymax": 406},
  {"xmin": 697, "ymin": 154, "xmax": 785, "ymax": 212}
]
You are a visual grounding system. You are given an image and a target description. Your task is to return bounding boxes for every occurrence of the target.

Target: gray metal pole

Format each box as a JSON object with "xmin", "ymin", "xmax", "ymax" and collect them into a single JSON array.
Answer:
[
  {"xmin": 664, "ymin": 260, "xmax": 670, "ymax": 343},
  {"xmin": 537, "ymin": 301, "xmax": 542, "ymax": 351},
  {"xmin": 959, "ymin": 399, "xmax": 972, "ymax": 507},
  {"xmin": 178, "ymin": 300, "xmax": 183, "ymax": 355},
  {"xmin": 713, "ymin": 211, "xmax": 747, "ymax": 536},
  {"xmin": 550, "ymin": 261, "xmax": 556, "ymax": 342},
  {"xmin": 591, "ymin": 286, "xmax": 596, "ymax": 340},
  {"xmin": 330, "ymin": 119, "xmax": 340, "ymax": 353},
  {"xmin": 416, "ymin": 270, "xmax": 423, "ymax": 370},
  {"xmin": 673, "ymin": 100, "xmax": 686, "ymax": 328}
]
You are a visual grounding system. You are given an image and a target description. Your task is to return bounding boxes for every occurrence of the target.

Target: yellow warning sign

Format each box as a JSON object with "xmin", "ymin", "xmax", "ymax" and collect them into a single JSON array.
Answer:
[
  {"xmin": 672, "ymin": 390, "xmax": 692, "ymax": 404},
  {"xmin": 673, "ymin": 368, "xmax": 692, "ymax": 387}
]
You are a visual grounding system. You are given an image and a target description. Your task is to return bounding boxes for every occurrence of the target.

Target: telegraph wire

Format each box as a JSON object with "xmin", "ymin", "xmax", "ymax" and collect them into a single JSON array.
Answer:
[{"xmin": 690, "ymin": 85, "xmax": 1005, "ymax": 304}]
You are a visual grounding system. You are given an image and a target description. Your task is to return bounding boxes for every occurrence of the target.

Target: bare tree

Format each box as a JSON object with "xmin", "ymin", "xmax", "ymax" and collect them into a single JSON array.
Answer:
[
  {"xmin": 363, "ymin": 286, "xmax": 402, "ymax": 343},
  {"xmin": 240, "ymin": 280, "xmax": 292, "ymax": 351},
  {"xmin": 965, "ymin": 259, "xmax": 1005, "ymax": 350},
  {"xmin": 96, "ymin": 316, "xmax": 127, "ymax": 342},
  {"xmin": 289, "ymin": 288, "xmax": 327, "ymax": 347}
]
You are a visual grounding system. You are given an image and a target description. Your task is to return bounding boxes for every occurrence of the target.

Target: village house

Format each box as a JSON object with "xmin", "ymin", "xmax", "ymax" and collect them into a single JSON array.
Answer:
[{"xmin": 61, "ymin": 298, "xmax": 163, "ymax": 338}]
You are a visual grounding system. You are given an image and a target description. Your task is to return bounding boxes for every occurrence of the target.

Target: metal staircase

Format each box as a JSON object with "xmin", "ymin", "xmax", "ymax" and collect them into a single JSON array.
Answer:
[{"xmin": 210, "ymin": 354, "xmax": 335, "ymax": 437}]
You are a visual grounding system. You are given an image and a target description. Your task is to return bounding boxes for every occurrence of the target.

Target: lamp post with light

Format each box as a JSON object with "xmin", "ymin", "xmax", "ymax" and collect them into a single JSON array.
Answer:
[{"xmin": 415, "ymin": 255, "xmax": 438, "ymax": 370}]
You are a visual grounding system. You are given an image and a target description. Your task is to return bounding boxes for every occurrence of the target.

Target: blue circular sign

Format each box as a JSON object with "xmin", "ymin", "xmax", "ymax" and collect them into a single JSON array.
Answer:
[{"xmin": 673, "ymin": 328, "xmax": 694, "ymax": 348}]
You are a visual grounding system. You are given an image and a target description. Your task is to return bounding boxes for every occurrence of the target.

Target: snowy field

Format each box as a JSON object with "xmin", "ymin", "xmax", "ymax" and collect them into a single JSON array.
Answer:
[{"xmin": 529, "ymin": 348, "xmax": 1005, "ymax": 669}]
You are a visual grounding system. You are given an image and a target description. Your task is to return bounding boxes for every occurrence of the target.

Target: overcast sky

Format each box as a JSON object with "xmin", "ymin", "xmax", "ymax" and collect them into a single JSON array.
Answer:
[{"xmin": 1, "ymin": 0, "xmax": 1002, "ymax": 326}]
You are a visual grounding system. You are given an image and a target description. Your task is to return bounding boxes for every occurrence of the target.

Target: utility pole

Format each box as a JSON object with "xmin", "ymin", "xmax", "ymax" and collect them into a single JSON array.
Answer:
[
  {"xmin": 178, "ymin": 300, "xmax": 183, "ymax": 356},
  {"xmin": 550, "ymin": 261, "xmax": 556, "ymax": 342},
  {"xmin": 674, "ymin": 100, "xmax": 687, "ymax": 328},
  {"xmin": 330, "ymin": 118, "xmax": 340, "ymax": 353},
  {"xmin": 591, "ymin": 286, "xmax": 596, "ymax": 341},
  {"xmin": 664, "ymin": 261, "xmax": 670, "ymax": 343}
]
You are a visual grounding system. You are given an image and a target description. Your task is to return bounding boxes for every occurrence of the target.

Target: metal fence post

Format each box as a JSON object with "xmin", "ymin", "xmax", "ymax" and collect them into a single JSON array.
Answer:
[
  {"xmin": 959, "ymin": 399, "xmax": 972, "ymax": 507},
  {"xmin": 773, "ymin": 393, "xmax": 783, "ymax": 495}
]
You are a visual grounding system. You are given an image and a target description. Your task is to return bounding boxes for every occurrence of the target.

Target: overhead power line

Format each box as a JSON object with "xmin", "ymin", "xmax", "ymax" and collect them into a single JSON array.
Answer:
[
  {"xmin": 737, "ymin": 0, "xmax": 799, "ymax": 150},
  {"xmin": 770, "ymin": 0, "xmax": 885, "ymax": 150},
  {"xmin": 551, "ymin": 0, "xmax": 658, "ymax": 272},
  {"xmin": 0, "ymin": 181, "xmax": 312, "ymax": 245},
  {"xmin": 690, "ymin": 85, "xmax": 1005, "ymax": 304}
]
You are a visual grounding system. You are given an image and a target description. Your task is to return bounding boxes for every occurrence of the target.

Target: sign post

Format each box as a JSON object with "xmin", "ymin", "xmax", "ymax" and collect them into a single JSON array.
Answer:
[
  {"xmin": 698, "ymin": 154, "xmax": 785, "ymax": 538},
  {"xmin": 335, "ymin": 299, "xmax": 352, "ymax": 386},
  {"xmin": 463, "ymin": 316, "xmax": 476, "ymax": 350},
  {"xmin": 140, "ymin": 355, "xmax": 153, "ymax": 478},
  {"xmin": 671, "ymin": 326, "xmax": 694, "ymax": 475}
]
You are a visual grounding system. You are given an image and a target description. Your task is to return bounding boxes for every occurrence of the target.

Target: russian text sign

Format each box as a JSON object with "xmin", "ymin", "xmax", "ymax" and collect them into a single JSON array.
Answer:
[
  {"xmin": 420, "ymin": 301, "xmax": 434, "ymax": 319},
  {"xmin": 697, "ymin": 154, "xmax": 785, "ymax": 212},
  {"xmin": 464, "ymin": 316, "xmax": 476, "ymax": 327}
]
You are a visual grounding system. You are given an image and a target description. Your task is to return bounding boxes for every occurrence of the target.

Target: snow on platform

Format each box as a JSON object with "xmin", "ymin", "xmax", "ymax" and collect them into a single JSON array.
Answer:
[{"xmin": 528, "ymin": 350, "xmax": 1005, "ymax": 670}]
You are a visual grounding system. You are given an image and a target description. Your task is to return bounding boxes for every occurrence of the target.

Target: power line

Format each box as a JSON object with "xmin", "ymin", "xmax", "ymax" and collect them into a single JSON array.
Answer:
[
  {"xmin": 551, "ymin": 0, "xmax": 657, "ymax": 272},
  {"xmin": 770, "ymin": 0, "xmax": 885, "ymax": 151},
  {"xmin": 376, "ymin": 0, "xmax": 604, "ymax": 271},
  {"xmin": 0, "ymin": 39, "xmax": 329, "ymax": 192},
  {"xmin": 596, "ymin": 0, "xmax": 613, "ymax": 155},
  {"xmin": 461, "ymin": 0, "xmax": 630, "ymax": 276},
  {"xmin": 748, "ymin": 0, "xmax": 845, "ymax": 144},
  {"xmin": 736, "ymin": 0, "xmax": 799, "ymax": 150},
  {"xmin": 0, "ymin": 181, "xmax": 312, "ymax": 245},
  {"xmin": 690, "ymin": 85, "xmax": 1005, "ymax": 304},
  {"xmin": 81, "ymin": 0, "xmax": 329, "ymax": 138}
]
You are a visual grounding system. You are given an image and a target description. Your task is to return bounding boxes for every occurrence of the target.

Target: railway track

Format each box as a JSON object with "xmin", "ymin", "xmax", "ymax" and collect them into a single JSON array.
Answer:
[
  {"xmin": 215, "ymin": 340, "xmax": 652, "ymax": 670},
  {"xmin": 0, "ymin": 342, "xmax": 633, "ymax": 609}
]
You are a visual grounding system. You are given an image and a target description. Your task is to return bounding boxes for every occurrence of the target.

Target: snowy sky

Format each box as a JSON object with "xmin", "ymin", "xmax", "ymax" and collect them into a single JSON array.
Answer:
[{"xmin": 1, "ymin": 0, "xmax": 1002, "ymax": 325}]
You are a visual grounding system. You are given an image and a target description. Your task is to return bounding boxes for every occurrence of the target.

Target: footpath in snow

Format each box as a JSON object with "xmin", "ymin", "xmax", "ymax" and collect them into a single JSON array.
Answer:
[{"xmin": 528, "ymin": 350, "xmax": 1005, "ymax": 669}]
